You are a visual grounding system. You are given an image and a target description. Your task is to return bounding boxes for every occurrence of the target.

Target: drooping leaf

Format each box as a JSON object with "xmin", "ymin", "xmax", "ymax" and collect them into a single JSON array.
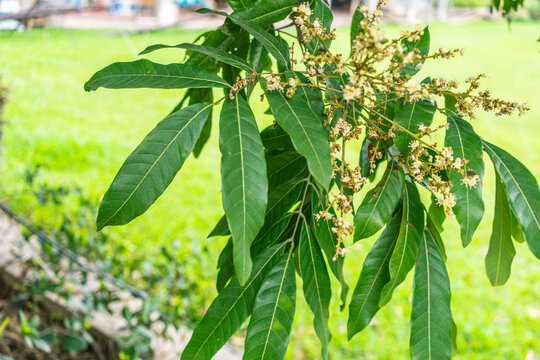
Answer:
[
  {"xmin": 426, "ymin": 216, "xmax": 447, "ymax": 262},
  {"xmin": 445, "ymin": 112, "xmax": 485, "ymax": 246},
  {"xmin": 428, "ymin": 194, "xmax": 445, "ymax": 234},
  {"xmin": 485, "ymin": 173, "xmax": 516, "ymax": 286},
  {"xmin": 265, "ymin": 150, "xmax": 308, "ymax": 189},
  {"xmin": 410, "ymin": 229, "xmax": 452, "ymax": 360},
  {"xmin": 246, "ymin": 39, "xmax": 271, "ymax": 98},
  {"xmin": 244, "ymin": 248, "xmax": 296, "ymax": 360},
  {"xmin": 96, "ymin": 102, "xmax": 212, "ymax": 229},
  {"xmin": 379, "ymin": 180, "xmax": 424, "ymax": 306},
  {"xmin": 208, "ymin": 215, "xmax": 231, "ymax": 238},
  {"xmin": 510, "ymin": 207, "xmax": 526, "ymax": 243},
  {"xmin": 264, "ymin": 88, "xmax": 333, "ymax": 190},
  {"xmin": 216, "ymin": 238, "xmax": 234, "ymax": 292},
  {"xmin": 232, "ymin": 0, "xmax": 296, "ymax": 27},
  {"xmin": 354, "ymin": 165, "xmax": 405, "ymax": 241},
  {"xmin": 189, "ymin": 88, "xmax": 214, "ymax": 158},
  {"xmin": 483, "ymin": 140, "xmax": 540, "ymax": 259},
  {"xmin": 298, "ymin": 219, "xmax": 332, "ymax": 360},
  {"xmin": 229, "ymin": 16, "xmax": 290, "ymax": 69},
  {"xmin": 139, "ymin": 43, "xmax": 253, "ymax": 73},
  {"xmin": 220, "ymin": 96, "xmax": 268, "ymax": 284},
  {"xmin": 84, "ymin": 60, "xmax": 229, "ymax": 91},
  {"xmin": 312, "ymin": 190, "xmax": 349, "ymax": 309},
  {"xmin": 181, "ymin": 243, "xmax": 286, "ymax": 360},
  {"xmin": 399, "ymin": 27, "xmax": 430, "ymax": 77},
  {"xmin": 307, "ymin": 0, "xmax": 333, "ymax": 53},
  {"xmin": 350, "ymin": 4, "xmax": 365, "ymax": 46},
  {"xmin": 347, "ymin": 211, "xmax": 401, "ymax": 339},
  {"xmin": 392, "ymin": 99, "xmax": 436, "ymax": 156}
]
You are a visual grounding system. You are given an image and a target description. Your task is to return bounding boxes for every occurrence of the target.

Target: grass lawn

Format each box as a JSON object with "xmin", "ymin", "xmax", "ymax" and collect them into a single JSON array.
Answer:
[{"xmin": 1, "ymin": 19, "xmax": 539, "ymax": 359}]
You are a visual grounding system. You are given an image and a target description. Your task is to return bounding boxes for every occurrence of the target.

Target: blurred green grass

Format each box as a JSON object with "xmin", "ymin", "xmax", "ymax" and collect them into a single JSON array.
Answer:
[{"xmin": 0, "ymin": 20, "xmax": 539, "ymax": 359}]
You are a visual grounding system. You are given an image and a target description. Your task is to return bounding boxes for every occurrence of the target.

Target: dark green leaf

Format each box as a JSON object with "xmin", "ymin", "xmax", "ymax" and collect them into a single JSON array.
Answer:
[
  {"xmin": 264, "ymin": 88, "xmax": 333, "ymax": 190},
  {"xmin": 354, "ymin": 165, "xmax": 405, "ymax": 241},
  {"xmin": 410, "ymin": 229, "xmax": 452, "ymax": 360},
  {"xmin": 216, "ymin": 238, "xmax": 234, "ymax": 292},
  {"xmin": 61, "ymin": 335, "xmax": 88, "ymax": 355},
  {"xmin": 182, "ymin": 243, "xmax": 286, "ymax": 360},
  {"xmin": 232, "ymin": 0, "xmax": 296, "ymax": 27},
  {"xmin": 208, "ymin": 215, "xmax": 231, "ymax": 238},
  {"xmin": 298, "ymin": 219, "xmax": 332, "ymax": 359},
  {"xmin": 227, "ymin": 0, "xmax": 255, "ymax": 11},
  {"xmin": 229, "ymin": 16, "xmax": 290, "ymax": 69},
  {"xmin": 266, "ymin": 150, "xmax": 308, "ymax": 189},
  {"xmin": 189, "ymin": 88, "xmax": 214, "ymax": 158},
  {"xmin": 244, "ymin": 248, "xmax": 296, "ymax": 360},
  {"xmin": 84, "ymin": 60, "xmax": 229, "ymax": 91},
  {"xmin": 511, "ymin": 207, "xmax": 525, "ymax": 243},
  {"xmin": 399, "ymin": 27, "xmax": 430, "ymax": 77},
  {"xmin": 379, "ymin": 180, "xmax": 424, "ymax": 306},
  {"xmin": 307, "ymin": 0, "xmax": 333, "ymax": 53},
  {"xmin": 483, "ymin": 140, "xmax": 540, "ymax": 259},
  {"xmin": 347, "ymin": 211, "xmax": 401, "ymax": 339},
  {"xmin": 350, "ymin": 4, "xmax": 365, "ymax": 46},
  {"xmin": 445, "ymin": 112, "xmax": 485, "ymax": 246},
  {"xmin": 485, "ymin": 173, "xmax": 516, "ymax": 286},
  {"xmin": 428, "ymin": 194, "xmax": 445, "ymax": 234},
  {"xmin": 261, "ymin": 125, "xmax": 295, "ymax": 152},
  {"xmin": 312, "ymin": 190, "xmax": 349, "ymax": 310},
  {"xmin": 287, "ymin": 72, "xmax": 325, "ymax": 122},
  {"xmin": 220, "ymin": 96, "xmax": 268, "ymax": 284},
  {"xmin": 97, "ymin": 102, "xmax": 212, "ymax": 229},
  {"xmin": 393, "ymin": 99, "xmax": 436, "ymax": 156},
  {"xmin": 140, "ymin": 43, "xmax": 253, "ymax": 73}
]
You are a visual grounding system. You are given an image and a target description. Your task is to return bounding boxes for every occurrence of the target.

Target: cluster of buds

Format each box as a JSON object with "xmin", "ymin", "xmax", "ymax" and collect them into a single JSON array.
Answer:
[
  {"xmin": 252, "ymin": 1, "xmax": 528, "ymax": 255},
  {"xmin": 229, "ymin": 70, "xmax": 259, "ymax": 99}
]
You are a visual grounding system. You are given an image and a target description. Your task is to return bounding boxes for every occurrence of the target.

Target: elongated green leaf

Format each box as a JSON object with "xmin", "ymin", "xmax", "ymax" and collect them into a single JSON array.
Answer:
[
  {"xmin": 230, "ymin": 16, "xmax": 290, "ymax": 69},
  {"xmin": 189, "ymin": 88, "xmax": 214, "ymax": 158},
  {"xmin": 445, "ymin": 112, "xmax": 485, "ymax": 246},
  {"xmin": 96, "ymin": 102, "xmax": 212, "ymax": 229},
  {"xmin": 286, "ymin": 72, "xmax": 325, "ymax": 122},
  {"xmin": 410, "ymin": 229, "xmax": 452, "ymax": 360},
  {"xmin": 312, "ymin": 190, "xmax": 349, "ymax": 309},
  {"xmin": 244, "ymin": 248, "xmax": 296, "ymax": 360},
  {"xmin": 350, "ymin": 4, "xmax": 365, "ymax": 46},
  {"xmin": 181, "ymin": 243, "xmax": 286, "ymax": 360},
  {"xmin": 266, "ymin": 150, "xmax": 308, "ymax": 189},
  {"xmin": 246, "ymin": 39, "xmax": 271, "ymax": 98},
  {"xmin": 348, "ymin": 211, "xmax": 401, "ymax": 339},
  {"xmin": 85, "ymin": 60, "xmax": 229, "ymax": 91},
  {"xmin": 379, "ymin": 180, "xmax": 424, "ymax": 306},
  {"xmin": 307, "ymin": 0, "xmax": 333, "ymax": 53},
  {"xmin": 485, "ymin": 173, "xmax": 516, "ymax": 286},
  {"xmin": 393, "ymin": 99, "xmax": 436, "ymax": 156},
  {"xmin": 483, "ymin": 140, "xmax": 540, "ymax": 259},
  {"xmin": 208, "ymin": 215, "xmax": 231, "ymax": 238},
  {"xmin": 399, "ymin": 27, "xmax": 430, "ymax": 77},
  {"xmin": 232, "ymin": 0, "xmax": 296, "ymax": 27},
  {"xmin": 139, "ymin": 43, "xmax": 253, "ymax": 73},
  {"xmin": 299, "ymin": 219, "xmax": 332, "ymax": 360},
  {"xmin": 354, "ymin": 165, "xmax": 405, "ymax": 241},
  {"xmin": 216, "ymin": 238, "xmax": 234, "ymax": 292},
  {"xmin": 220, "ymin": 96, "xmax": 268, "ymax": 284},
  {"xmin": 264, "ymin": 89, "xmax": 333, "ymax": 190},
  {"xmin": 511, "ymin": 207, "xmax": 525, "ymax": 243},
  {"xmin": 428, "ymin": 194, "xmax": 445, "ymax": 234}
]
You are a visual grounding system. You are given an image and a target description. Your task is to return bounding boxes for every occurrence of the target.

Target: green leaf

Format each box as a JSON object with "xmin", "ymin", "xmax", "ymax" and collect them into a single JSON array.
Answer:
[
  {"xmin": 182, "ymin": 243, "xmax": 286, "ymax": 360},
  {"xmin": 189, "ymin": 88, "xmax": 214, "ymax": 158},
  {"xmin": 287, "ymin": 72, "xmax": 325, "ymax": 122},
  {"xmin": 379, "ymin": 180, "xmax": 424, "ymax": 306},
  {"xmin": 399, "ymin": 27, "xmax": 430, "ymax": 77},
  {"xmin": 298, "ymin": 219, "xmax": 332, "ymax": 360},
  {"xmin": 208, "ymin": 215, "xmax": 231, "ymax": 238},
  {"xmin": 350, "ymin": 4, "xmax": 365, "ymax": 46},
  {"xmin": 97, "ymin": 102, "xmax": 212, "ymax": 229},
  {"xmin": 445, "ymin": 112, "xmax": 485, "ymax": 246},
  {"xmin": 140, "ymin": 43, "xmax": 253, "ymax": 73},
  {"xmin": 229, "ymin": 16, "xmax": 290, "ymax": 69},
  {"xmin": 261, "ymin": 125, "xmax": 295, "ymax": 152},
  {"xmin": 393, "ymin": 99, "xmax": 436, "ymax": 156},
  {"xmin": 428, "ymin": 194, "xmax": 445, "ymax": 234},
  {"xmin": 312, "ymin": 190, "xmax": 349, "ymax": 310},
  {"xmin": 232, "ymin": 0, "xmax": 296, "ymax": 27},
  {"xmin": 220, "ymin": 96, "xmax": 268, "ymax": 284},
  {"xmin": 354, "ymin": 165, "xmax": 405, "ymax": 241},
  {"xmin": 483, "ymin": 140, "xmax": 540, "ymax": 259},
  {"xmin": 227, "ymin": 0, "xmax": 255, "ymax": 11},
  {"xmin": 244, "ymin": 248, "xmax": 296, "ymax": 360},
  {"xmin": 347, "ymin": 211, "xmax": 401, "ymax": 339},
  {"xmin": 266, "ymin": 150, "xmax": 308, "ymax": 189},
  {"xmin": 511, "ymin": 208, "xmax": 526, "ymax": 243},
  {"xmin": 410, "ymin": 229, "xmax": 452, "ymax": 360},
  {"xmin": 307, "ymin": 0, "xmax": 333, "ymax": 53},
  {"xmin": 216, "ymin": 238, "xmax": 234, "ymax": 292},
  {"xmin": 485, "ymin": 173, "xmax": 516, "ymax": 286},
  {"xmin": 264, "ymin": 88, "xmax": 333, "ymax": 190},
  {"xmin": 84, "ymin": 60, "xmax": 229, "ymax": 91},
  {"xmin": 246, "ymin": 39, "xmax": 271, "ymax": 98}
]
